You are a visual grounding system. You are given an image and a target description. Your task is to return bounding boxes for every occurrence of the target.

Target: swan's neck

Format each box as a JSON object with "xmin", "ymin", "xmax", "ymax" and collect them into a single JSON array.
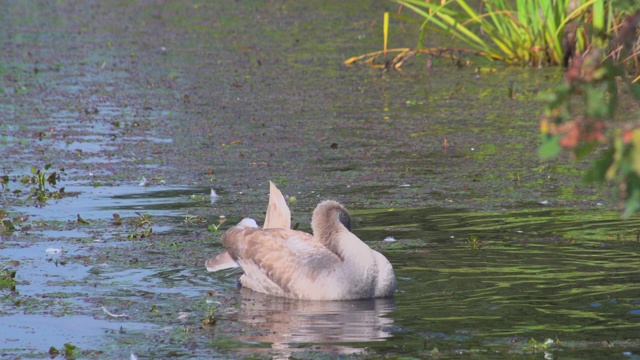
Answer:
[
  {"xmin": 316, "ymin": 228, "xmax": 371, "ymax": 264},
  {"xmin": 311, "ymin": 200, "xmax": 370, "ymax": 262}
]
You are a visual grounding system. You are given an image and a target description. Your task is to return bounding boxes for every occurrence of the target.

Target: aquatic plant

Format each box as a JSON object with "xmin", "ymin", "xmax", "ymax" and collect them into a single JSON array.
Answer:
[
  {"xmin": 112, "ymin": 213, "xmax": 123, "ymax": 226},
  {"xmin": 0, "ymin": 175, "xmax": 8, "ymax": 188},
  {"xmin": 1, "ymin": 218, "xmax": 16, "ymax": 234},
  {"xmin": 49, "ymin": 343, "xmax": 79, "ymax": 359},
  {"xmin": 202, "ymin": 306, "xmax": 217, "ymax": 326},
  {"xmin": 467, "ymin": 234, "xmax": 482, "ymax": 249},
  {"xmin": 184, "ymin": 211, "xmax": 207, "ymax": 226},
  {"xmin": 76, "ymin": 214, "xmax": 89, "ymax": 225},
  {"xmin": 1, "ymin": 165, "xmax": 65, "ymax": 204},
  {"xmin": 207, "ymin": 215, "xmax": 227, "ymax": 233},
  {"xmin": 127, "ymin": 212, "xmax": 153, "ymax": 238},
  {"xmin": 346, "ymin": 0, "xmax": 640, "ymax": 70},
  {"xmin": 539, "ymin": 12, "xmax": 640, "ymax": 217},
  {"xmin": 0, "ymin": 260, "xmax": 18, "ymax": 291},
  {"xmin": 23, "ymin": 164, "xmax": 62, "ymax": 202}
]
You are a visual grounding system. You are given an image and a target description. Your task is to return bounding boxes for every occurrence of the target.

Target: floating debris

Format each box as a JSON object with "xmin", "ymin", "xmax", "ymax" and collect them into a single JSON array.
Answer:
[
  {"xmin": 383, "ymin": 237, "xmax": 396, "ymax": 243},
  {"xmin": 177, "ymin": 312, "xmax": 190, "ymax": 322},
  {"xmin": 45, "ymin": 248, "xmax": 62, "ymax": 254},
  {"xmin": 210, "ymin": 188, "xmax": 219, "ymax": 204},
  {"xmin": 102, "ymin": 305, "xmax": 128, "ymax": 318}
]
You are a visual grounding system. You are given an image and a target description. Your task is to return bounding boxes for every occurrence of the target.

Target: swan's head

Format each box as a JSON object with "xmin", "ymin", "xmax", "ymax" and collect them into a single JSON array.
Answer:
[{"xmin": 311, "ymin": 200, "xmax": 352, "ymax": 235}]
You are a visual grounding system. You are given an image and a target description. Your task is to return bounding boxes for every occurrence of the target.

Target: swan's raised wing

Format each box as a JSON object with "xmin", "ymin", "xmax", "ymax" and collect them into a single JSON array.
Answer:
[
  {"xmin": 207, "ymin": 181, "xmax": 289, "ymax": 273},
  {"xmin": 263, "ymin": 181, "xmax": 291, "ymax": 229}
]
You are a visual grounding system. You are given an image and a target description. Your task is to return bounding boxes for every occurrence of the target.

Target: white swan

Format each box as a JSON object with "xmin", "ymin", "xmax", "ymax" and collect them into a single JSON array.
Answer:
[{"xmin": 205, "ymin": 182, "xmax": 396, "ymax": 300}]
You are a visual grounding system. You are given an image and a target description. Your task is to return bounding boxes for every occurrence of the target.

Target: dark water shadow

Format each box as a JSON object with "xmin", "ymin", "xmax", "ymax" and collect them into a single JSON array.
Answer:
[{"xmin": 16, "ymin": 185, "xmax": 212, "ymax": 222}]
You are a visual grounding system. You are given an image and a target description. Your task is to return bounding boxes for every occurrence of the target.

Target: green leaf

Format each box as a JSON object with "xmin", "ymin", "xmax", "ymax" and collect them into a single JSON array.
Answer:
[
  {"xmin": 623, "ymin": 179, "xmax": 640, "ymax": 218},
  {"xmin": 573, "ymin": 141, "xmax": 597, "ymax": 160},
  {"xmin": 538, "ymin": 134, "xmax": 562, "ymax": 160},
  {"xmin": 585, "ymin": 147, "xmax": 615, "ymax": 183}
]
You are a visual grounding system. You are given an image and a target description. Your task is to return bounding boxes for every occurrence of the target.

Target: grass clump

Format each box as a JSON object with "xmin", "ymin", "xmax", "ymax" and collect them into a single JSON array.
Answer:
[{"xmin": 347, "ymin": 0, "xmax": 640, "ymax": 70}]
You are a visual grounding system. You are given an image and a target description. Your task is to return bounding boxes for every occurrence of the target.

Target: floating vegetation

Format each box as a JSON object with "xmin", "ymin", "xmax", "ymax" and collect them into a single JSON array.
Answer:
[
  {"xmin": 184, "ymin": 211, "xmax": 207, "ymax": 226},
  {"xmin": 345, "ymin": 47, "xmax": 480, "ymax": 70},
  {"xmin": 1, "ymin": 218, "xmax": 16, "ymax": 234},
  {"xmin": 189, "ymin": 193, "xmax": 208, "ymax": 202},
  {"xmin": 48, "ymin": 343, "xmax": 79, "ymax": 360},
  {"xmin": 207, "ymin": 215, "xmax": 227, "ymax": 234},
  {"xmin": 0, "ymin": 260, "xmax": 18, "ymax": 291},
  {"xmin": 25, "ymin": 165, "xmax": 61, "ymax": 202},
  {"xmin": 202, "ymin": 306, "xmax": 217, "ymax": 327},
  {"xmin": 1, "ymin": 164, "xmax": 69, "ymax": 204},
  {"xmin": 76, "ymin": 214, "xmax": 89, "ymax": 225},
  {"xmin": 102, "ymin": 305, "xmax": 128, "ymax": 318},
  {"xmin": 467, "ymin": 234, "xmax": 483, "ymax": 249},
  {"xmin": 127, "ymin": 212, "xmax": 153, "ymax": 239}
]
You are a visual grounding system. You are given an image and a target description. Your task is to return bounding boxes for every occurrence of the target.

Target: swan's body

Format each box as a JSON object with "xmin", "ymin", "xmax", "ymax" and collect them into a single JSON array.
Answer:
[{"xmin": 205, "ymin": 182, "xmax": 396, "ymax": 300}]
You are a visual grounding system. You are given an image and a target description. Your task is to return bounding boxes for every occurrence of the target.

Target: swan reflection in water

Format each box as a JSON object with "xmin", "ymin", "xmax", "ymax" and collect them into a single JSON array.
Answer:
[{"xmin": 231, "ymin": 287, "xmax": 396, "ymax": 358}]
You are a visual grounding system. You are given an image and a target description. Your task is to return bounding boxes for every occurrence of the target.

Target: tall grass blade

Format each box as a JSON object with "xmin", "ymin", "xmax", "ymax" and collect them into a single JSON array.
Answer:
[
  {"xmin": 592, "ymin": 0, "xmax": 605, "ymax": 34},
  {"xmin": 384, "ymin": 12, "xmax": 389, "ymax": 56}
]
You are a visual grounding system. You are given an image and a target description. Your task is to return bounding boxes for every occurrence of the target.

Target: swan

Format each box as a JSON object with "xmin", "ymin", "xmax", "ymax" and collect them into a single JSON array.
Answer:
[{"xmin": 205, "ymin": 182, "xmax": 396, "ymax": 300}]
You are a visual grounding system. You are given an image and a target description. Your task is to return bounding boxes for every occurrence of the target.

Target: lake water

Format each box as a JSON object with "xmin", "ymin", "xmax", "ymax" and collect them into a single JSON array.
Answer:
[{"xmin": 2, "ymin": 0, "xmax": 640, "ymax": 359}]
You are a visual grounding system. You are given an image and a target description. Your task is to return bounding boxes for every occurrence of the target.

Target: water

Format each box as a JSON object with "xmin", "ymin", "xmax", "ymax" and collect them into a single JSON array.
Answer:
[
  {"xmin": 355, "ymin": 207, "xmax": 640, "ymax": 358},
  {"xmin": 2, "ymin": 0, "xmax": 640, "ymax": 358},
  {"xmin": 3, "ymin": 181, "xmax": 640, "ymax": 358},
  {"xmin": 231, "ymin": 290, "xmax": 396, "ymax": 359}
]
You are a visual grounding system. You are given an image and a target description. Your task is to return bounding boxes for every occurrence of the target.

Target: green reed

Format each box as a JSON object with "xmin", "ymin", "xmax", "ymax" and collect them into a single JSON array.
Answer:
[{"xmin": 392, "ymin": 0, "xmax": 614, "ymax": 66}]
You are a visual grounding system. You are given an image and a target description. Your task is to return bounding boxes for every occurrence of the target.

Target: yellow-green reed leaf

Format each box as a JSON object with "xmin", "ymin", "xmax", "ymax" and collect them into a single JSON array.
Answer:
[
  {"xmin": 480, "ymin": 26, "xmax": 518, "ymax": 59},
  {"xmin": 453, "ymin": 1, "xmax": 529, "ymax": 62},
  {"xmin": 387, "ymin": 12, "xmax": 423, "ymax": 25},
  {"xmin": 436, "ymin": 13, "xmax": 491, "ymax": 49},
  {"xmin": 518, "ymin": 0, "xmax": 544, "ymax": 33},
  {"xmin": 383, "ymin": 11, "xmax": 389, "ymax": 55},
  {"xmin": 398, "ymin": 0, "xmax": 504, "ymax": 57},
  {"xmin": 482, "ymin": 7, "xmax": 514, "ymax": 37},
  {"xmin": 399, "ymin": 0, "xmax": 493, "ymax": 53},
  {"xmin": 453, "ymin": 0, "xmax": 480, "ymax": 20},
  {"xmin": 555, "ymin": 0, "xmax": 598, "ymax": 40},
  {"xmin": 394, "ymin": 0, "xmax": 458, "ymax": 18},
  {"xmin": 397, "ymin": 2, "xmax": 440, "ymax": 24},
  {"xmin": 592, "ymin": 0, "xmax": 605, "ymax": 33}
]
